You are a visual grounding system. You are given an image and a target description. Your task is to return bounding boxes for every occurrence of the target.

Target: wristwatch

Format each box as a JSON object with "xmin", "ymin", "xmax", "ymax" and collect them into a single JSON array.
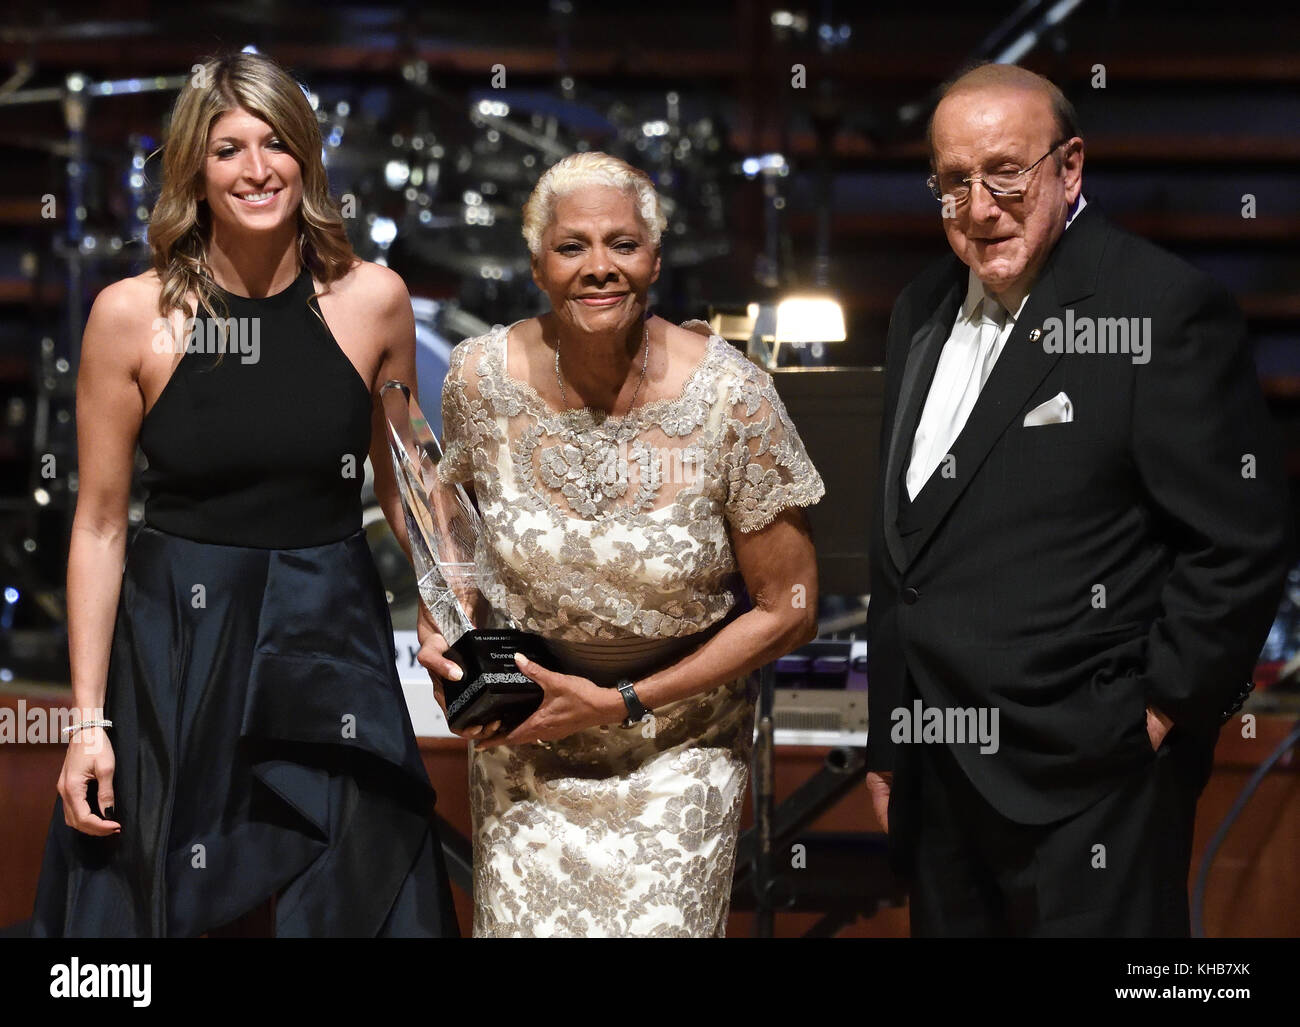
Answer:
[{"xmin": 615, "ymin": 678, "xmax": 651, "ymax": 728}]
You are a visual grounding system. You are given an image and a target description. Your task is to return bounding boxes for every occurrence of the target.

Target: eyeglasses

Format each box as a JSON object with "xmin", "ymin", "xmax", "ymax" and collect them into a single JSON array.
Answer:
[{"xmin": 927, "ymin": 139, "xmax": 1068, "ymax": 204}]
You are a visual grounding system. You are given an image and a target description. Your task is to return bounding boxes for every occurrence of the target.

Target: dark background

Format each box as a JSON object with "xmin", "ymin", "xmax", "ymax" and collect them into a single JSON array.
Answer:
[{"xmin": 1, "ymin": 0, "xmax": 1298, "ymax": 659}]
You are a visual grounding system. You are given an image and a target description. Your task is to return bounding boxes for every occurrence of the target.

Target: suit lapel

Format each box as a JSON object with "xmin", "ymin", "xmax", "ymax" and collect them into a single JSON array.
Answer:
[
  {"xmin": 896, "ymin": 203, "xmax": 1110, "ymax": 571},
  {"xmin": 883, "ymin": 272, "xmax": 964, "ymax": 571}
]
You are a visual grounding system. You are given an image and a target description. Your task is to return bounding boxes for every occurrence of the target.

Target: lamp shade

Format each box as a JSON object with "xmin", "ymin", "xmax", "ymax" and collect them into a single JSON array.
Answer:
[{"xmin": 774, "ymin": 296, "xmax": 847, "ymax": 344}]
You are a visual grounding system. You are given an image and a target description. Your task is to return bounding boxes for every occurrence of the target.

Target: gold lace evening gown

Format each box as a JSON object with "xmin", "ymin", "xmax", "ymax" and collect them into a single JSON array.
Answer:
[{"xmin": 438, "ymin": 319, "xmax": 824, "ymax": 937}]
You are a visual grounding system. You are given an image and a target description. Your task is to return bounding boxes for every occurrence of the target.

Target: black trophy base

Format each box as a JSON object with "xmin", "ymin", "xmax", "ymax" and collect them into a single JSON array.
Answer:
[{"xmin": 444, "ymin": 628, "xmax": 551, "ymax": 732}]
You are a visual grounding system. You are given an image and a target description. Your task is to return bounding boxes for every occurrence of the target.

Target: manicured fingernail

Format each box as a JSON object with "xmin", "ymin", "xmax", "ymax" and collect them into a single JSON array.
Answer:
[
  {"xmin": 513, "ymin": 652, "xmax": 526, "ymax": 666},
  {"xmin": 447, "ymin": 665, "xmax": 463, "ymax": 681}
]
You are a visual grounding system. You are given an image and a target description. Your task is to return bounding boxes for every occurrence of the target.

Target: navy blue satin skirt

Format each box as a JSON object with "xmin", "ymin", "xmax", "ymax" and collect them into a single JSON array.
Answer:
[{"xmin": 30, "ymin": 524, "xmax": 460, "ymax": 937}]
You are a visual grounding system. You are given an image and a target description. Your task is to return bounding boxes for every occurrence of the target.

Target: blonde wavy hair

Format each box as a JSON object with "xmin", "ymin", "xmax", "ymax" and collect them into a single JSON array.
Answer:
[
  {"xmin": 147, "ymin": 50, "xmax": 357, "ymax": 332},
  {"xmin": 521, "ymin": 151, "xmax": 667, "ymax": 257}
]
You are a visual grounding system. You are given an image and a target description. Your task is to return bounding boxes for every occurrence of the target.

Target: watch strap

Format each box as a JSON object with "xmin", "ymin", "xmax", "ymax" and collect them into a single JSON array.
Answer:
[{"xmin": 616, "ymin": 678, "xmax": 650, "ymax": 727}]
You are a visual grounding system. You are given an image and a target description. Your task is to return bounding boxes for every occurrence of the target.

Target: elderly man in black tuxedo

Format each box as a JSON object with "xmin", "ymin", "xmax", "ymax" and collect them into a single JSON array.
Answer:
[{"xmin": 865, "ymin": 62, "xmax": 1290, "ymax": 937}]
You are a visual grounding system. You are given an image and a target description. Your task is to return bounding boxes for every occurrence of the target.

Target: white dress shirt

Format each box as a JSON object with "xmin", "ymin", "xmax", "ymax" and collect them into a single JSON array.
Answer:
[{"xmin": 904, "ymin": 195, "xmax": 1088, "ymax": 501}]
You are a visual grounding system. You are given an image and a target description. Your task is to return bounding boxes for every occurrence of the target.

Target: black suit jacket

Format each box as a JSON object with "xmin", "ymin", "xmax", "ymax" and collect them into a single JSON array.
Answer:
[{"xmin": 866, "ymin": 203, "xmax": 1291, "ymax": 839}]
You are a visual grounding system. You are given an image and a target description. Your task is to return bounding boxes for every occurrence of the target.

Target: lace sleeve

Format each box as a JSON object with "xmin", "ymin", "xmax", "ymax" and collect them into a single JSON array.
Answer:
[
  {"xmin": 437, "ymin": 337, "xmax": 480, "ymax": 487},
  {"xmin": 720, "ymin": 359, "xmax": 825, "ymax": 533}
]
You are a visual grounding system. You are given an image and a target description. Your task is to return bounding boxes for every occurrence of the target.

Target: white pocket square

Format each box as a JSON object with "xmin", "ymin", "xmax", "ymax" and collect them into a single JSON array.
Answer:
[{"xmin": 1023, "ymin": 391, "xmax": 1074, "ymax": 426}]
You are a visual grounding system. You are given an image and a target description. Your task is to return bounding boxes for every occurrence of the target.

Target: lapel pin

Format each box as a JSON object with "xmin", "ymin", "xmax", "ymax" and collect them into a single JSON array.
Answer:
[{"xmin": 1028, "ymin": 327, "xmax": 1042, "ymax": 343}]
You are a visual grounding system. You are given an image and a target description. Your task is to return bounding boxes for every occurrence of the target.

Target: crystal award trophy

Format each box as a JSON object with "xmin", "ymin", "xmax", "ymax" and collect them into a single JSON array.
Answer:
[{"xmin": 381, "ymin": 380, "xmax": 552, "ymax": 732}]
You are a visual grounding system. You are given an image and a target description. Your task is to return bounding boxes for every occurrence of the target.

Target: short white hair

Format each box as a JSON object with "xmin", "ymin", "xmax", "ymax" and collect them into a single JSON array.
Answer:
[{"xmin": 521, "ymin": 151, "xmax": 667, "ymax": 257}]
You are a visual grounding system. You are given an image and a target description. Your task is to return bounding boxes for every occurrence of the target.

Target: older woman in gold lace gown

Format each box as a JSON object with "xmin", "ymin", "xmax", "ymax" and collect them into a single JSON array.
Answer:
[{"xmin": 422, "ymin": 151, "xmax": 824, "ymax": 936}]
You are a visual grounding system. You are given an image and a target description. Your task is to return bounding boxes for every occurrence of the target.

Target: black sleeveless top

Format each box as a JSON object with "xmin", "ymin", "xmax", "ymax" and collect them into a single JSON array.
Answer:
[{"xmin": 139, "ymin": 266, "xmax": 372, "ymax": 548}]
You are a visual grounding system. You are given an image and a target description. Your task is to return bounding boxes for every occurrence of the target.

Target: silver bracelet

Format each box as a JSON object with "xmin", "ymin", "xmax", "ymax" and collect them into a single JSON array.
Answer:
[{"xmin": 62, "ymin": 719, "xmax": 113, "ymax": 739}]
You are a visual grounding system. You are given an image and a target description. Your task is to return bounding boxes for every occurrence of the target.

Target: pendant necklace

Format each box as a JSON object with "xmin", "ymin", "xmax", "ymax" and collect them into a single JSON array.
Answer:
[
  {"xmin": 543, "ymin": 323, "xmax": 653, "ymax": 516},
  {"xmin": 554, "ymin": 323, "xmax": 649, "ymax": 425}
]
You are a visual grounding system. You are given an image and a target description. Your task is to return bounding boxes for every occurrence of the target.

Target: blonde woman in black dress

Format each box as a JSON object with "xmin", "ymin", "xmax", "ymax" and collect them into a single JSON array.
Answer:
[{"xmin": 30, "ymin": 51, "xmax": 458, "ymax": 937}]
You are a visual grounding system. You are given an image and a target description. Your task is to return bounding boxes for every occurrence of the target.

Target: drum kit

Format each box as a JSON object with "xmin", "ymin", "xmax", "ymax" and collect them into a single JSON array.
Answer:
[{"xmin": 0, "ymin": 45, "xmax": 737, "ymax": 675}]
